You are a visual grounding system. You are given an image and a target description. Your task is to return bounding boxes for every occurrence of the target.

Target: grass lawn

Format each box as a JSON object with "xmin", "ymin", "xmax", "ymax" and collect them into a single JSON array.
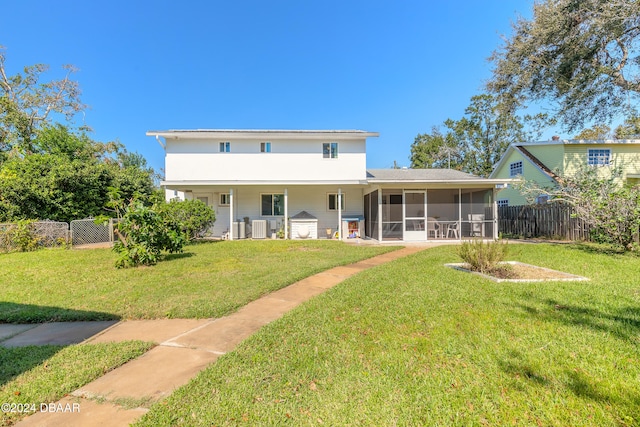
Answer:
[
  {"xmin": 0, "ymin": 240, "xmax": 395, "ymax": 323},
  {"xmin": 0, "ymin": 341, "xmax": 154, "ymax": 426},
  {"xmin": 136, "ymin": 243, "xmax": 640, "ymax": 426}
]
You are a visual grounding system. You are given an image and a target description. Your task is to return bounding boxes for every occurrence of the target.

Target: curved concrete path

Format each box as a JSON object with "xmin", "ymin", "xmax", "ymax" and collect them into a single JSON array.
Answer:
[{"xmin": 10, "ymin": 246, "xmax": 426, "ymax": 427}]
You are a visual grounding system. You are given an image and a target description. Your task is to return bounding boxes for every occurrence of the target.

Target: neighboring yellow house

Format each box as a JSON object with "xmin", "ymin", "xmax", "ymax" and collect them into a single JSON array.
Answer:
[{"xmin": 489, "ymin": 138, "xmax": 640, "ymax": 206}]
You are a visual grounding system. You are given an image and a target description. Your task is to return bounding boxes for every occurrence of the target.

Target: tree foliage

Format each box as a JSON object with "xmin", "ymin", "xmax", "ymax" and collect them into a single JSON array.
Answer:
[
  {"xmin": 0, "ymin": 46, "xmax": 85, "ymax": 156},
  {"xmin": 518, "ymin": 166, "xmax": 640, "ymax": 251},
  {"xmin": 156, "ymin": 199, "xmax": 216, "ymax": 241},
  {"xmin": 0, "ymin": 125, "xmax": 156, "ymax": 223},
  {"xmin": 410, "ymin": 94, "xmax": 546, "ymax": 177},
  {"xmin": 112, "ymin": 199, "xmax": 186, "ymax": 268},
  {"xmin": 489, "ymin": 0, "xmax": 640, "ymax": 131}
]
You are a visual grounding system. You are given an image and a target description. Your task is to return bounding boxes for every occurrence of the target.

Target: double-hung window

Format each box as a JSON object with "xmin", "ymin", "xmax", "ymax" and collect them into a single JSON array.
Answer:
[
  {"xmin": 588, "ymin": 149, "xmax": 610, "ymax": 166},
  {"xmin": 497, "ymin": 199, "xmax": 509, "ymax": 207},
  {"xmin": 260, "ymin": 142, "xmax": 271, "ymax": 153},
  {"xmin": 219, "ymin": 193, "xmax": 230, "ymax": 206},
  {"xmin": 261, "ymin": 194, "xmax": 284, "ymax": 216},
  {"xmin": 323, "ymin": 142, "xmax": 338, "ymax": 159},
  {"xmin": 509, "ymin": 161, "xmax": 523, "ymax": 177},
  {"xmin": 327, "ymin": 193, "xmax": 345, "ymax": 211},
  {"xmin": 219, "ymin": 141, "xmax": 230, "ymax": 152}
]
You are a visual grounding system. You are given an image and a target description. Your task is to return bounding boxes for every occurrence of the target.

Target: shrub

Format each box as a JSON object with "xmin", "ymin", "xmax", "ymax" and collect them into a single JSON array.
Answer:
[
  {"xmin": 0, "ymin": 220, "xmax": 42, "ymax": 252},
  {"xmin": 112, "ymin": 200, "xmax": 186, "ymax": 268},
  {"xmin": 458, "ymin": 239, "xmax": 508, "ymax": 273},
  {"xmin": 156, "ymin": 199, "xmax": 216, "ymax": 241}
]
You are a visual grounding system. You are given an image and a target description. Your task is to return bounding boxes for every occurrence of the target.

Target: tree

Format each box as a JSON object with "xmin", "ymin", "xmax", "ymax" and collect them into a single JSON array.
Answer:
[
  {"xmin": 614, "ymin": 115, "xmax": 640, "ymax": 139},
  {"xmin": 518, "ymin": 166, "xmax": 640, "ymax": 251},
  {"xmin": 111, "ymin": 199, "xmax": 186, "ymax": 268},
  {"xmin": 488, "ymin": 0, "xmax": 640, "ymax": 131},
  {"xmin": 156, "ymin": 199, "xmax": 216, "ymax": 241},
  {"xmin": 409, "ymin": 126, "xmax": 464, "ymax": 170},
  {"xmin": 0, "ymin": 126, "xmax": 157, "ymax": 222},
  {"xmin": 410, "ymin": 94, "xmax": 545, "ymax": 177},
  {"xmin": 0, "ymin": 46, "xmax": 85, "ymax": 156},
  {"xmin": 573, "ymin": 125, "xmax": 611, "ymax": 140}
]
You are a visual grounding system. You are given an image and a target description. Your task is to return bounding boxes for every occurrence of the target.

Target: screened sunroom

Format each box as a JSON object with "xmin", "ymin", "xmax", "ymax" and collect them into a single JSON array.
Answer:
[{"xmin": 363, "ymin": 169, "xmax": 509, "ymax": 242}]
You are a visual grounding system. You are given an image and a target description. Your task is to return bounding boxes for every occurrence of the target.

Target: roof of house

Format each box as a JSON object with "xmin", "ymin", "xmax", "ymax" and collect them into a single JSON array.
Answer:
[
  {"xmin": 366, "ymin": 168, "xmax": 513, "ymax": 185},
  {"xmin": 147, "ymin": 129, "xmax": 379, "ymax": 140}
]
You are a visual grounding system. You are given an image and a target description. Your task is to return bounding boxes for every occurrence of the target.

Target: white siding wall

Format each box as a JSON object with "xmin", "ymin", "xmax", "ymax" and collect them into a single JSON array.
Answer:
[
  {"xmin": 204, "ymin": 185, "xmax": 364, "ymax": 238},
  {"xmin": 165, "ymin": 138, "xmax": 367, "ymax": 182}
]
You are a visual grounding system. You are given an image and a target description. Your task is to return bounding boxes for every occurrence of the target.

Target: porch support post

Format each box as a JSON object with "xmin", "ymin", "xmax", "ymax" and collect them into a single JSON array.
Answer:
[
  {"xmin": 284, "ymin": 188, "xmax": 289, "ymax": 239},
  {"xmin": 377, "ymin": 188, "xmax": 382, "ymax": 241},
  {"xmin": 493, "ymin": 187, "xmax": 498, "ymax": 239},
  {"xmin": 229, "ymin": 188, "xmax": 234, "ymax": 240},
  {"xmin": 338, "ymin": 187, "xmax": 343, "ymax": 240},
  {"xmin": 458, "ymin": 188, "xmax": 462, "ymax": 241}
]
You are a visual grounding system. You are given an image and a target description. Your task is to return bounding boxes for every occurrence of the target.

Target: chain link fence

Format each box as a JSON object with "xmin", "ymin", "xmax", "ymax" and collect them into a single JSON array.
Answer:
[
  {"xmin": 70, "ymin": 219, "xmax": 114, "ymax": 246},
  {"xmin": 0, "ymin": 219, "xmax": 115, "ymax": 252}
]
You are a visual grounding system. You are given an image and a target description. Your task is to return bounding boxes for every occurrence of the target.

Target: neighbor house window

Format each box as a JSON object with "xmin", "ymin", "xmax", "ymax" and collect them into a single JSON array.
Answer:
[
  {"xmin": 509, "ymin": 161, "xmax": 523, "ymax": 177},
  {"xmin": 323, "ymin": 142, "xmax": 338, "ymax": 158},
  {"xmin": 219, "ymin": 142, "xmax": 230, "ymax": 152},
  {"xmin": 260, "ymin": 142, "xmax": 271, "ymax": 153},
  {"xmin": 497, "ymin": 199, "xmax": 509, "ymax": 207},
  {"xmin": 261, "ymin": 194, "xmax": 284, "ymax": 216},
  {"xmin": 536, "ymin": 195, "xmax": 549, "ymax": 204},
  {"xmin": 328, "ymin": 193, "xmax": 346, "ymax": 211},
  {"xmin": 219, "ymin": 193, "xmax": 230, "ymax": 206},
  {"xmin": 588, "ymin": 149, "xmax": 610, "ymax": 166}
]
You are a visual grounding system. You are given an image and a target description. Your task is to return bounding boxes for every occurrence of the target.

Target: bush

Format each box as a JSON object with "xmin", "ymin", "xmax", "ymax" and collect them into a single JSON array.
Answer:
[
  {"xmin": 112, "ymin": 200, "xmax": 186, "ymax": 268},
  {"xmin": 458, "ymin": 239, "xmax": 508, "ymax": 273},
  {"xmin": 156, "ymin": 199, "xmax": 216, "ymax": 241},
  {"xmin": 0, "ymin": 220, "xmax": 42, "ymax": 252}
]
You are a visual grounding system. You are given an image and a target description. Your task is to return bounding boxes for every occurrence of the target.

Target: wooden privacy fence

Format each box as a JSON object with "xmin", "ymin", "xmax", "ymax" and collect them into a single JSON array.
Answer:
[{"xmin": 498, "ymin": 204, "xmax": 592, "ymax": 241}]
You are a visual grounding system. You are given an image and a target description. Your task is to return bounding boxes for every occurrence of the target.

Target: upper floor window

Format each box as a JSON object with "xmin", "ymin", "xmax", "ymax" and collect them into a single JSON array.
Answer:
[
  {"xmin": 323, "ymin": 142, "xmax": 338, "ymax": 159},
  {"xmin": 261, "ymin": 194, "xmax": 284, "ymax": 216},
  {"xmin": 327, "ymin": 193, "xmax": 345, "ymax": 211},
  {"xmin": 509, "ymin": 161, "xmax": 523, "ymax": 177},
  {"xmin": 219, "ymin": 142, "xmax": 230, "ymax": 153},
  {"xmin": 219, "ymin": 193, "xmax": 230, "ymax": 206},
  {"xmin": 260, "ymin": 142, "xmax": 271, "ymax": 153},
  {"xmin": 588, "ymin": 149, "xmax": 610, "ymax": 166}
]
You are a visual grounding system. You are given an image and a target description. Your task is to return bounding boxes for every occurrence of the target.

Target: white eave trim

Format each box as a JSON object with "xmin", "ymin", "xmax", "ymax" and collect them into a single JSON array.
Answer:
[
  {"xmin": 147, "ymin": 129, "xmax": 379, "ymax": 141},
  {"xmin": 161, "ymin": 180, "xmax": 369, "ymax": 186}
]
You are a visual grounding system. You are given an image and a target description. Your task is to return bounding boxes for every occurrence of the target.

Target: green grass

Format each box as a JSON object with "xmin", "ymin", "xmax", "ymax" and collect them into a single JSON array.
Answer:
[
  {"xmin": 0, "ymin": 341, "xmax": 154, "ymax": 426},
  {"xmin": 135, "ymin": 243, "xmax": 640, "ymax": 426},
  {"xmin": 0, "ymin": 240, "xmax": 395, "ymax": 323}
]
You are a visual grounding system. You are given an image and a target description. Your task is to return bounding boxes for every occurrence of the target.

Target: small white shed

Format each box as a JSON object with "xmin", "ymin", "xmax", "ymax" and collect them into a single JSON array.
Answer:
[{"xmin": 290, "ymin": 211, "xmax": 318, "ymax": 239}]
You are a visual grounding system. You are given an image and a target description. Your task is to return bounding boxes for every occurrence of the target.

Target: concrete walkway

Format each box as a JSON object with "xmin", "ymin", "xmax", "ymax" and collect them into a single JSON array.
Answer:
[{"xmin": 7, "ymin": 246, "xmax": 426, "ymax": 427}]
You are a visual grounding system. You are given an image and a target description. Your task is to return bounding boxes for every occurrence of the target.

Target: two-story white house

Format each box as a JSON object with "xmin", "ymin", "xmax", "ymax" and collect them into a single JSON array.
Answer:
[{"xmin": 148, "ymin": 129, "xmax": 510, "ymax": 242}]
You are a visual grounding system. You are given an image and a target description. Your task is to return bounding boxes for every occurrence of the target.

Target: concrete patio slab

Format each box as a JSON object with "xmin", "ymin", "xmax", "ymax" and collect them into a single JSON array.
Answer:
[
  {"xmin": 1, "ymin": 321, "xmax": 118, "ymax": 347},
  {"xmin": 17, "ymin": 396, "xmax": 146, "ymax": 427},
  {"xmin": 86, "ymin": 318, "xmax": 210, "ymax": 344},
  {"xmin": 73, "ymin": 346, "xmax": 220, "ymax": 402}
]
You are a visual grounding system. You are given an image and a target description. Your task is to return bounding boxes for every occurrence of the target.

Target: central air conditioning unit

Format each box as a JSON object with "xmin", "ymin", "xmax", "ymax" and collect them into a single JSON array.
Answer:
[{"xmin": 252, "ymin": 220, "xmax": 267, "ymax": 239}]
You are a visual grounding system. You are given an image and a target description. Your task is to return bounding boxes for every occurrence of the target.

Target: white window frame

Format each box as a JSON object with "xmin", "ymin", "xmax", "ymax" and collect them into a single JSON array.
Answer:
[
  {"xmin": 588, "ymin": 149, "xmax": 610, "ymax": 166},
  {"xmin": 261, "ymin": 193, "xmax": 285, "ymax": 216},
  {"xmin": 509, "ymin": 161, "xmax": 523, "ymax": 177},
  {"xmin": 219, "ymin": 193, "xmax": 230, "ymax": 206},
  {"xmin": 327, "ymin": 193, "xmax": 345, "ymax": 211},
  {"xmin": 497, "ymin": 199, "xmax": 509, "ymax": 207},
  {"xmin": 260, "ymin": 142, "xmax": 271, "ymax": 153},
  {"xmin": 323, "ymin": 142, "xmax": 338, "ymax": 159},
  {"xmin": 219, "ymin": 141, "xmax": 230, "ymax": 153}
]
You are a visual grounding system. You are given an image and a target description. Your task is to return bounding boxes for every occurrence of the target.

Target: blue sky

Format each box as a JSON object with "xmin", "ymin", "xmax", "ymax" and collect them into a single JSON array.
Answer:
[{"xmin": 1, "ymin": 0, "xmax": 536, "ymax": 174}]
